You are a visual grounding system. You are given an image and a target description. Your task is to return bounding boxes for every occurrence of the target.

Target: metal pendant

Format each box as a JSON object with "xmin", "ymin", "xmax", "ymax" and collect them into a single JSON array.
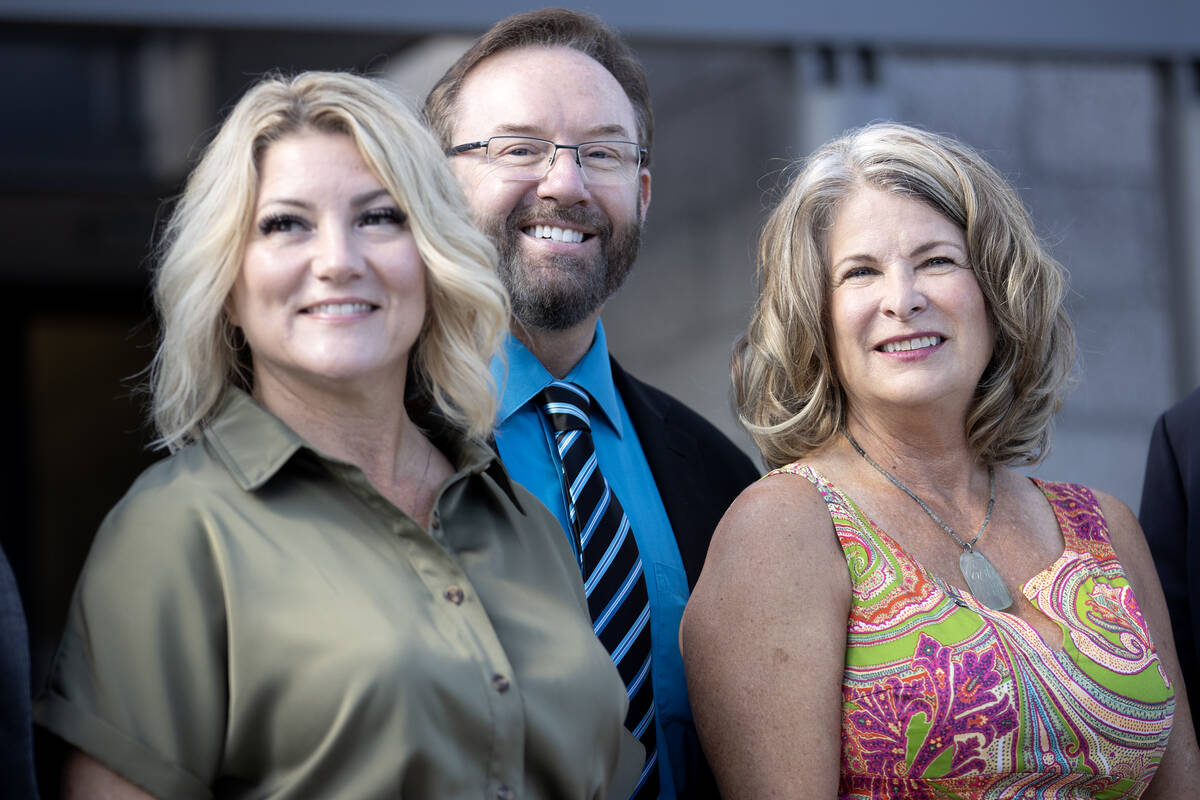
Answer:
[{"xmin": 959, "ymin": 548, "xmax": 1013, "ymax": 611}]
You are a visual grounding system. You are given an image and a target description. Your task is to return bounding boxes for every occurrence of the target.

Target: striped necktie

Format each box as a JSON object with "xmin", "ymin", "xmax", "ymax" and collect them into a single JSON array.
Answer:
[{"xmin": 538, "ymin": 380, "xmax": 659, "ymax": 799}]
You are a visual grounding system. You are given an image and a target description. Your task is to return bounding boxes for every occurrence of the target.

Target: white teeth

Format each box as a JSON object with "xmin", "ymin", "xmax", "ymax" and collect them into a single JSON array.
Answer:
[
  {"xmin": 304, "ymin": 302, "xmax": 374, "ymax": 315},
  {"xmin": 882, "ymin": 335, "xmax": 942, "ymax": 353},
  {"xmin": 524, "ymin": 225, "xmax": 585, "ymax": 243}
]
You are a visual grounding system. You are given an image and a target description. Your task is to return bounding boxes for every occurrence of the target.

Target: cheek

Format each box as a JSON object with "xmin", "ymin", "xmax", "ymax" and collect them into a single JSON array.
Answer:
[
  {"xmin": 460, "ymin": 169, "xmax": 524, "ymax": 218},
  {"xmin": 226, "ymin": 272, "xmax": 252, "ymax": 327},
  {"xmin": 232, "ymin": 247, "xmax": 294, "ymax": 312},
  {"xmin": 386, "ymin": 243, "xmax": 429, "ymax": 307},
  {"xmin": 598, "ymin": 186, "xmax": 640, "ymax": 226},
  {"xmin": 828, "ymin": 292, "xmax": 865, "ymax": 350}
]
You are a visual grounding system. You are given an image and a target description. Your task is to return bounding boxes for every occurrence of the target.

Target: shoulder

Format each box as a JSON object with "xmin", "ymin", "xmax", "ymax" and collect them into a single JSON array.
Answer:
[
  {"xmin": 1090, "ymin": 488, "xmax": 1145, "ymax": 554},
  {"xmin": 682, "ymin": 468, "xmax": 851, "ymax": 670},
  {"xmin": 719, "ymin": 468, "xmax": 830, "ymax": 534},
  {"xmin": 82, "ymin": 441, "xmax": 248, "ymax": 586},
  {"xmin": 105, "ymin": 441, "xmax": 238, "ymax": 527},
  {"xmin": 695, "ymin": 470, "xmax": 846, "ymax": 602},
  {"xmin": 1164, "ymin": 385, "xmax": 1200, "ymax": 423},
  {"xmin": 610, "ymin": 357, "xmax": 759, "ymax": 471},
  {"xmin": 612, "ymin": 360, "xmax": 722, "ymax": 435},
  {"xmin": 1156, "ymin": 385, "xmax": 1200, "ymax": 448},
  {"xmin": 1069, "ymin": 486, "xmax": 1162, "ymax": 595}
]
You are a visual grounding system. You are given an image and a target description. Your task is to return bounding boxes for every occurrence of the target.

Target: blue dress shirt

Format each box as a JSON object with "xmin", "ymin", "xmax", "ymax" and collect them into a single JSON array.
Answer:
[{"xmin": 490, "ymin": 322, "xmax": 695, "ymax": 800}]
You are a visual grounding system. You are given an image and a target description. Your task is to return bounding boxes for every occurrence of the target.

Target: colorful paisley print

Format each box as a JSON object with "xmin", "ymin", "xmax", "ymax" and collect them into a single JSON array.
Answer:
[{"xmin": 772, "ymin": 465, "xmax": 1175, "ymax": 799}]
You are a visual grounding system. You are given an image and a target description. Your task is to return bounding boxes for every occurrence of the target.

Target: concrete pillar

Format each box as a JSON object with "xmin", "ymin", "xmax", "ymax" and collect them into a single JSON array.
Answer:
[
  {"xmin": 792, "ymin": 44, "xmax": 896, "ymax": 157},
  {"xmin": 138, "ymin": 33, "xmax": 215, "ymax": 182},
  {"xmin": 1162, "ymin": 59, "xmax": 1200, "ymax": 396}
]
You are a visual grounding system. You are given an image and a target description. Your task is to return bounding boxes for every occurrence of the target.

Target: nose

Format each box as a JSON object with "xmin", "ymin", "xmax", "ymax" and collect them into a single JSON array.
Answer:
[
  {"xmin": 536, "ymin": 147, "xmax": 590, "ymax": 206},
  {"xmin": 881, "ymin": 268, "xmax": 926, "ymax": 320},
  {"xmin": 312, "ymin": 223, "xmax": 364, "ymax": 283}
]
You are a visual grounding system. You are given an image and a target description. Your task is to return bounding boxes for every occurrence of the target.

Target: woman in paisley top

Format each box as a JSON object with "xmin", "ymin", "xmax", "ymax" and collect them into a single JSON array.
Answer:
[{"xmin": 681, "ymin": 122, "xmax": 1200, "ymax": 798}]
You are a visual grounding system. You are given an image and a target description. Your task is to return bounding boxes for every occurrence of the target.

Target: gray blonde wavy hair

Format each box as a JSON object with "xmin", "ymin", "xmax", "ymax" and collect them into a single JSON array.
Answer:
[
  {"xmin": 736, "ymin": 122, "xmax": 1075, "ymax": 469},
  {"xmin": 150, "ymin": 71, "xmax": 509, "ymax": 451}
]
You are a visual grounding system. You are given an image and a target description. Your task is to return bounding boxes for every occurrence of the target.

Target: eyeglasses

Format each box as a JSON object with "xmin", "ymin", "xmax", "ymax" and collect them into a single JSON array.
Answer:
[{"xmin": 447, "ymin": 136, "xmax": 646, "ymax": 186}]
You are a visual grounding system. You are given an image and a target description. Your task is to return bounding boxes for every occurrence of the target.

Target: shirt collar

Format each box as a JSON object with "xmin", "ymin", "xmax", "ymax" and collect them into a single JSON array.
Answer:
[
  {"xmin": 202, "ymin": 386, "xmax": 523, "ymax": 508},
  {"xmin": 491, "ymin": 320, "xmax": 624, "ymax": 437}
]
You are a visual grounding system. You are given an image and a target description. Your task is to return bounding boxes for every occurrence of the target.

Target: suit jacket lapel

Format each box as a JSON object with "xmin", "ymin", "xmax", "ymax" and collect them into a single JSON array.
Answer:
[{"xmin": 609, "ymin": 357, "xmax": 708, "ymax": 586}]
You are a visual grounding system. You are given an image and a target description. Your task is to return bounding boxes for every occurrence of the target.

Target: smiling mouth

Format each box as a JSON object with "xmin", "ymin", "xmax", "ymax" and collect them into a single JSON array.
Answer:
[
  {"xmin": 301, "ymin": 302, "xmax": 377, "ymax": 315},
  {"xmin": 880, "ymin": 335, "xmax": 943, "ymax": 353},
  {"xmin": 522, "ymin": 224, "xmax": 589, "ymax": 243}
]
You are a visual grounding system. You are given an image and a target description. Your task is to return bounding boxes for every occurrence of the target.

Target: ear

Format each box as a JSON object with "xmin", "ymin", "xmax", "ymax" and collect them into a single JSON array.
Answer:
[{"xmin": 637, "ymin": 167, "xmax": 652, "ymax": 221}]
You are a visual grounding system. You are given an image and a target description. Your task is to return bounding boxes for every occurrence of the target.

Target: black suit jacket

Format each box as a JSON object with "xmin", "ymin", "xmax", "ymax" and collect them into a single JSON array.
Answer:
[
  {"xmin": 610, "ymin": 357, "xmax": 761, "ymax": 590},
  {"xmin": 610, "ymin": 358, "xmax": 759, "ymax": 800},
  {"xmin": 0, "ymin": 544, "xmax": 39, "ymax": 798},
  {"xmin": 1139, "ymin": 386, "xmax": 1200, "ymax": 740}
]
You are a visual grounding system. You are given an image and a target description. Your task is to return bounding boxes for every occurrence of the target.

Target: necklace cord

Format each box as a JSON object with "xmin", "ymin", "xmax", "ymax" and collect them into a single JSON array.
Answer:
[{"xmin": 842, "ymin": 430, "xmax": 995, "ymax": 552}]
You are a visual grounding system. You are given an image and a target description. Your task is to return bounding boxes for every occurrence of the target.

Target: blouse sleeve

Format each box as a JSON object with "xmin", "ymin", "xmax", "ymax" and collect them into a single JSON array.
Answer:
[{"xmin": 36, "ymin": 472, "xmax": 229, "ymax": 800}]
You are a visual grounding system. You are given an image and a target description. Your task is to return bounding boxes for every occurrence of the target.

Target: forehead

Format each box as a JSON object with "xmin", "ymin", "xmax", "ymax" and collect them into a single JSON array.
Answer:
[
  {"xmin": 829, "ymin": 186, "xmax": 964, "ymax": 257},
  {"xmin": 255, "ymin": 131, "xmax": 380, "ymax": 195},
  {"xmin": 451, "ymin": 45, "xmax": 638, "ymax": 141}
]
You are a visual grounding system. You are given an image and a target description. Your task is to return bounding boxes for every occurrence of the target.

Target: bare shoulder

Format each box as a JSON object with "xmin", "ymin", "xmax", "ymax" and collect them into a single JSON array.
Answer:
[
  {"xmin": 1090, "ymin": 488, "xmax": 1138, "ymax": 537},
  {"xmin": 1089, "ymin": 489, "xmax": 1154, "ymax": 572},
  {"xmin": 685, "ymin": 468, "xmax": 851, "ymax": 639},
  {"xmin": 1072, "ymin": 488, "xmax": 1154, "ymax": 583},
  {"xmin": 703, "ymin": 469, "xmax": 842, "ymax": 566}
]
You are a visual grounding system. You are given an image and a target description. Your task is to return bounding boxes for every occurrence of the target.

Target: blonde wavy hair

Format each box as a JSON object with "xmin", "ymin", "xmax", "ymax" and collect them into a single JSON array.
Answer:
[
  {"xmin": 737, "ymin": 122, "xmax": 1075, "ymax": 469},
  {"xmin": 150, "ymin": 71, "xmax": 509, "ymax": 451}
]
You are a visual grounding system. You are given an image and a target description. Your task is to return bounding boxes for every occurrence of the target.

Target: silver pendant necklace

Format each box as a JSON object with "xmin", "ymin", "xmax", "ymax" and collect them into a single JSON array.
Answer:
[{"xmin": 842, "ymin": 431, "xmax": 1013, "ymax": 611}]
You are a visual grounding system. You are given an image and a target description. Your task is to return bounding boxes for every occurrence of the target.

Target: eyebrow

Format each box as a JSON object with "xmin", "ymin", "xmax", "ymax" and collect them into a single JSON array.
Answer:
[
  {"xmin": 906, "ymin": 240, "xmax": 966, "ymax": 259},
  {"xmin": 489, "ymin": 122, "xmax": 634, "ymax": 140},
  {"xmin": 257, "ymin": 188, "xmax": 392, "ymax": 211}
]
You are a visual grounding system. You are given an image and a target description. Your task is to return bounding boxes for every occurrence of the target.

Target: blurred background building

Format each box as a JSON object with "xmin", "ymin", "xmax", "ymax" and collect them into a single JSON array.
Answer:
[{"xmin": 2, "ymin": 0, "xmax": 1198, "ymax": 753}]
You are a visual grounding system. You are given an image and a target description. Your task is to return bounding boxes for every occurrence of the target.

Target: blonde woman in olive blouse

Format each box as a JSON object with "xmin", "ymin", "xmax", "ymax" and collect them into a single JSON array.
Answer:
[{"xmin": 36, "ymin": 71, "xmax": 641, "ymax": 800}]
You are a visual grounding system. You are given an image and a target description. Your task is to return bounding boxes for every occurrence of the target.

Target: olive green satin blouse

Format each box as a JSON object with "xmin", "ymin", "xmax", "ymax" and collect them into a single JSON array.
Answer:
[{"xmin": 37, "ymin": 388, "xmax": 642, "ymax": 799}]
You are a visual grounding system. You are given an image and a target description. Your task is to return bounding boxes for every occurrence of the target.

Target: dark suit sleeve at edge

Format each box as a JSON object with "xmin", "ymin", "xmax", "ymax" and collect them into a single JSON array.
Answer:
[{"xmin": 1139, "ymin": 407, "xmax": 1199, "ymax": 734}]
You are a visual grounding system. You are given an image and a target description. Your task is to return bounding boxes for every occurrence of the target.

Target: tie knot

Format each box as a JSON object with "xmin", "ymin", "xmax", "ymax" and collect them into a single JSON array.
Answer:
[{"xmin": 537, "ymin": 380, "xmax": 592, "ymax": 433}]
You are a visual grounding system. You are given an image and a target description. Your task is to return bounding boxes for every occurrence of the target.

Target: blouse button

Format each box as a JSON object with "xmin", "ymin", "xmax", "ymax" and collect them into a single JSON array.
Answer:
[
  {"xmin": 444, "ymin": 586, "xmax": 465, "ymax": 605},
  {"xmin": 496, "ymin": 786, "xmax": 514, "ymax": 800},
  {"xmin": 491, "ymin": 673, "xmax": 511, "ymax": 693}
]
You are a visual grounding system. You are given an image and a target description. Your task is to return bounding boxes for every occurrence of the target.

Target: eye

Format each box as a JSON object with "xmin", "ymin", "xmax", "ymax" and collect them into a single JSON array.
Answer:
[
  {"xmin": 360, "ymin": 207, "xmax": 406, "ymax": 227},
  {"xmin": 579, "ymin": 142, "xmax": 634, "ymax": 168},
  {"xmin": 922, "ymin": 256, "xmax": 959, "ymax": 271},
  {"xmin": 257, "ymin": 213, "xmax": 307, "ymax": 235},
  {"xmin": 490, "ymin": 138, "xmax": 549, "ymax": 162},
  {"xmin": 841, "ymin": 265, "xmax": 877, "ymax": 280}
]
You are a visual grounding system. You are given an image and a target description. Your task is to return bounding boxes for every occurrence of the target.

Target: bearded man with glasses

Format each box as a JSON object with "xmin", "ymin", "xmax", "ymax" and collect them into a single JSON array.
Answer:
[{"xmin": 426, "ymin": 9, "xmax": 759, "ymax": 800}]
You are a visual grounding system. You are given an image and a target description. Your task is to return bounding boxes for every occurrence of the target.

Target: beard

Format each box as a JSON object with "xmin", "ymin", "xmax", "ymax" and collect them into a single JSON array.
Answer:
[{"xmin": 480, "ymin": 198, "xmax": 642, "ymax": 331}]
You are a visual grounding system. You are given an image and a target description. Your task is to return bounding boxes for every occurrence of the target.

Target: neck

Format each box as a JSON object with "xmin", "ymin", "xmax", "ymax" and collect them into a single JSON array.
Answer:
[
  {"xmin": 511, "ymin": 312, "xmax": 600, "ymax": 379},
  {"xmin": 254, "ymin": 369, "xmax": 424, "ymax": 487},
  {"xmin": 841, "ymin": 409, "xmax": 983, "ymax": 501}
]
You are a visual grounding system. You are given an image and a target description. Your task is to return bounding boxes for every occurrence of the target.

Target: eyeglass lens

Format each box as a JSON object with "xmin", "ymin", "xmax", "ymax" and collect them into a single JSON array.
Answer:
[{"xmin": 484, "ymin": 137, "xmax": 640, "ymax": 185}]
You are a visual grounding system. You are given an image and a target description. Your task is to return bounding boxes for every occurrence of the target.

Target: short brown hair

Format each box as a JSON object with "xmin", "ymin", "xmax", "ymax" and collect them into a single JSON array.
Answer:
[
  {"xmin": 736, "ymin": 122, "xmax": 1076, "ymax": 469},
  {"xmin": 424, "ymin": 8, "xmax": 653, "ymax": 164}
]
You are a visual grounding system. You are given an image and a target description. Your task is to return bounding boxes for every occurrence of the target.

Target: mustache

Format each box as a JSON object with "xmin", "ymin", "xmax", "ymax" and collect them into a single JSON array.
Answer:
[{"xmin": 506, "ymin": 202, "xmax": 610, "ymax": 235}]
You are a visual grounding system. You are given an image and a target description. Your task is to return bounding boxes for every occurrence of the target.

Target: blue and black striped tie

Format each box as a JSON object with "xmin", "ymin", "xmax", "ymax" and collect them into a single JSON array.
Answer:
[{"xmin": 538, "ymin": 380, "xmax": 659, "ymax": 799}]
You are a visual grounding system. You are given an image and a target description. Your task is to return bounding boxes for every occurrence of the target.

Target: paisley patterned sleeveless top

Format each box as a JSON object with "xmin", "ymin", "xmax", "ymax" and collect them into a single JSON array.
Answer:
[{"xmin": 772, "ymin": 464, "xmax": 1175, "ymax": 799}]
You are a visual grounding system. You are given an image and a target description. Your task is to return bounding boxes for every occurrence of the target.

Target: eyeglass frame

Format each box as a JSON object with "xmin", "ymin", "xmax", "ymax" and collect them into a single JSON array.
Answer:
[{"xmin": 446, "ymin": 135, "xmax": 648, "ymax": 184}]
